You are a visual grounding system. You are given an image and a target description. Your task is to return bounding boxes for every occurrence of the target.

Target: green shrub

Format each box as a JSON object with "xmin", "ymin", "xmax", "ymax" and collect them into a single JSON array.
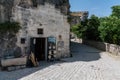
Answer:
[
  {"xmin": 84, "ymin": 15, "xmax": 100, "ymax": 41},
  {"xmin": 71, "ymin": 23, "xmax": 86, "ymax": 38},
  {"xmin": 0, "ymin": 21, "xmax": 21, "ymax": 33},
  {"xmin": 99, "ymin": 16, "xmax": 120, "ymax": 45}
]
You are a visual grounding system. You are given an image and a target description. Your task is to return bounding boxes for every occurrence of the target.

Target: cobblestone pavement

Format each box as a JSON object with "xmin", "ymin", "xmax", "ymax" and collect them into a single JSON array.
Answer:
[{"xmin": 0, "ymin": 41, "xmax": 120, "ymax": 80}]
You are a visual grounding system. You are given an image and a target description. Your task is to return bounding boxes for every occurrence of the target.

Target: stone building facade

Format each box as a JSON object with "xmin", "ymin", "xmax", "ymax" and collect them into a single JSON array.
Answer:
[
  {"xmin": 13, "ymin": 4, "xmax": 70, "ymax": 60},
  {"xmin": 0, "ymin": 0, "xmax": 70, "ymax": 61}
]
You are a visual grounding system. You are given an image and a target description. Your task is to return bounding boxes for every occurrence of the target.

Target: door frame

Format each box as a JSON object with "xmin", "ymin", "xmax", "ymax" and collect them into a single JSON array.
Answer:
[{"xmin": 30, "ymin": 37, "xmax": 48, "ymax": 61}]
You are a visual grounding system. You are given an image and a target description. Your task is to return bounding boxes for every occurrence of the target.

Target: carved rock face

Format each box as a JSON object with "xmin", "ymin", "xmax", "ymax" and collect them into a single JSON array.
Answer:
[
  {"xmin": 0, "ymin": 0, "xmax": 70, "ymax": 23},
  {"xmin": 17, "ymin": 0, "xmax": 70, "ymax": 14},
  {"xmin": 18, "ymin": 0, "xmax": 33, "ymax": 8}
]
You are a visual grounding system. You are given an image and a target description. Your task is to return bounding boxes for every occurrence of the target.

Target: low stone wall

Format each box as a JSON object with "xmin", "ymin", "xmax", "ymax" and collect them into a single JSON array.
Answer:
[
  {"xmin": 1, "ymin": 57, "xmax": 27, "ymax": 67},
  {"xmin": 83, "ymin": 40, "xmax": 120, "ymax": 56},
  {"xmin": 0, "ymin": 57, "xmax": 27, "ymax": 71}
]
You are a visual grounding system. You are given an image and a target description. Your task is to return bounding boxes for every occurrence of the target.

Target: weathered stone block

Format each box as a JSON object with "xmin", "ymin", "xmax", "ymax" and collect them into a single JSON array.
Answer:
[{"xmin": 1, "ymin": 57, "xmax": 27, "ymax": 67}]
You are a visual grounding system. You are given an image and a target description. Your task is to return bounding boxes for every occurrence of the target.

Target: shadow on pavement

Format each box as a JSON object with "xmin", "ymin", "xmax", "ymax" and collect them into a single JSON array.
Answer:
[
  {"xmin": 0, "ymin": 41, "xmax": 102, "ymax": 80},
  {"xmin": 61, "ymin": 41, "xmax": 101, "ymax": 62},
  {"xmin": 0, "ymin": 61, "xmax": 63, "ymax": 80}
]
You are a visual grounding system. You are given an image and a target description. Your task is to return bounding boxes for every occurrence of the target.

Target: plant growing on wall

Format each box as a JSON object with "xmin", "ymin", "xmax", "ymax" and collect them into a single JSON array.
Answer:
[
  {"xmin": 0, "ymin": 21, "xmax": 21, "ymax": 34},
  {"xmin": 0, "ymin": 22, "xmax": 22, "ymax": 59}
]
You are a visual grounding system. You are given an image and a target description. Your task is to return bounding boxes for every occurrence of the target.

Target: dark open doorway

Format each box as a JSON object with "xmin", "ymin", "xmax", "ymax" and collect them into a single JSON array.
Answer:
[{"xmin": 35, "ymin": 38, "xmax": 46, "ymax": 61}]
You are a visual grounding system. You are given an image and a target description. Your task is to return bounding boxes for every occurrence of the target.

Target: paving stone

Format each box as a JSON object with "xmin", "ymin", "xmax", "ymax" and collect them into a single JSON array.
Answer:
[{"xmin": 0, "ymin": 41, "xmax": 120, "ymax": 80}]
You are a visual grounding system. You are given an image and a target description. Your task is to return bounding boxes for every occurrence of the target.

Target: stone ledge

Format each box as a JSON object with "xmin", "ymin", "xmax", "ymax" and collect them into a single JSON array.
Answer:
[
  {"xmin": 1, "ymin": 57, "xmax": 27, "ymax": 67},
  {"xmin": 83, "ymin": 40, "xmax": 120, "ymax": 56}
]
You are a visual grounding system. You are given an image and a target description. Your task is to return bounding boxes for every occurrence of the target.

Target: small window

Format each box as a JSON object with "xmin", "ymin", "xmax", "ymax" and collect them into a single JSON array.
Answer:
[
  {"xmin": 37, "ymin": 28, "xmax": 43, "ymax": 34},
  {"xmin": 21, "ymin": 38, "xmax": 26, "ymax": 44}
]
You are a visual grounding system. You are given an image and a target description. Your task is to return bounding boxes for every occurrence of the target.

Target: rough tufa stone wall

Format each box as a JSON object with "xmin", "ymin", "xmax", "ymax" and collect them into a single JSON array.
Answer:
[
  {"xmin": 13, "ymin": 3, "xmax": 70, "ymax": 59},
  {"xmin": 0, "ymin": 0, "xmax": 70, "ymax": 60},
  {"xmin": 0, "ymin": 32, "xmax": 22, "ymax": 59},
  {"xmin": 0, "ymin": 0, "xmax": 14, "ymax": 22},
  {"xmin": 0, "ymin": 0, "xmax": 70, "ymax": 22}
]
